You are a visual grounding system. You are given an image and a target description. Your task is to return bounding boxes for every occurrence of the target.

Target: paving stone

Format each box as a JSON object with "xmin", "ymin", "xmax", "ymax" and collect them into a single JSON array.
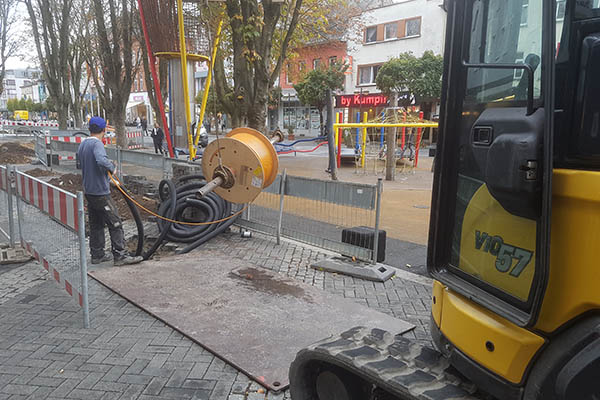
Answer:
[{"xmin": 0, "ymin": 228, "xmax": 435, "ymax": 400}]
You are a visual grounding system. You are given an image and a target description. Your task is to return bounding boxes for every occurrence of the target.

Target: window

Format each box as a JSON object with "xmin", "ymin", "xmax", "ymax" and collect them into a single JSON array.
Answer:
[
  {"xmin": 556, "ymin": 0, "xmax": 566, "ymax": 20},
  {"xmin": 465, "ymin": 0, "xmax": 543, "ymax": 103},
  {"xmin": 574, "ymin": 0, "xmax": 600, "ymax": 19},
  {"xmin": 405, "ymin": 18, "xmax": 421, "ymax": 37},
  {"xmin": 286, "ymin": 63, "xmax": 292, "ymax": 85},
  {"xmin": 5, "ymin": 79, "xmax": 15, "ymax": 86},
  {"xmin": 365, "ymin": 26, "xmax": 377, "ymax": 43},
  {"xmin": 328, "ymin": 56, "xmax": 337, "ymax": 66},
  {"xmin": 298, "ymin": 61, "xmax": 306, "ymax": 74},
  {"xmin": 358, "ymin": 65, "xmax": 381, "ymax": 85},
  {"xmin": 384, "ymin": 22, "xmax": 398, "ymax": 40},
  {"xmin": 313, "ymin": 58, "xmax": 321, "ymax": 70},
  {"xmin": 521, "ymin": 0, "xmax": 529, "ymax": 25}
]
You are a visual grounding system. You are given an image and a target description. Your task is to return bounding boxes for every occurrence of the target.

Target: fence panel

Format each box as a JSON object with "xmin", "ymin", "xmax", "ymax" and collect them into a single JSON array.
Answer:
[
  {"xmin": 239, "ymin": 173, "xmax": 379, "ymax": 261},
  {"xmin": 0, "ymin": 166, "xmax": 17, "ymax": 244},
  {"xmin": 34, "ymin": 132, "xmax": 48, "ymax": 166},
  {"xmin": 14, "ymin": 169, "xmax": 89, "ymax": 327}
]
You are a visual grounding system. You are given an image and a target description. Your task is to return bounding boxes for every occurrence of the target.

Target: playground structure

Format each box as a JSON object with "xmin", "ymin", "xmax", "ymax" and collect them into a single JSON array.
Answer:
[
  {"xmin": 138, "ymin": 0, "xmax": 224, "ymax": 159},
  {"xmin": 333, "ymin": 111, "xmax": 438, "ymax": 172}
]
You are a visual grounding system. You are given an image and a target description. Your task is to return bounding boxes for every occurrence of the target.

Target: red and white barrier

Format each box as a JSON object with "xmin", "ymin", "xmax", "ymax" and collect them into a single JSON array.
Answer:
[
  {"xmin": 47, "ymin": 136, "xmax": 111, "ymax": 145},
  {"xmin": 1, "ymin": 120, "xmax": 59, "ymax": 128},
  {"xmin": 126, "ymin": 130, "xmax": 143, "ymax": 138},
  {"xmin": 22, "ymin": 241, "xmax": 84, "ymax": 307},
  {"xmin": 58, "ymin": 155, "xmax": 76, "ymax": 161},
  {"xmin": 15, "ymin": 171, "xmax": 79, "ymax": 232}
]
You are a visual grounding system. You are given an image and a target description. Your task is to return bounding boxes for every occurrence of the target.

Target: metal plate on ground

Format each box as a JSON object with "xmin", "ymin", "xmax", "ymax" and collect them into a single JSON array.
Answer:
[{"xmin": 89, "ymin": 251, "xmax": 414, "ymax": 391}]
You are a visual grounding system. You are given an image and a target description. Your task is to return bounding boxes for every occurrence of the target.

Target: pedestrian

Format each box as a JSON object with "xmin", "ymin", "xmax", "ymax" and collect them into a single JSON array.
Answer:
[
  {"xmin": 141, "ymin": 117, "xmax": 147, "ymax": 136},
  {"xmin": 135, "ymin": 116, "xmax": 141, "ymax": 128},
  {"xmin": 151, "ymin": 122, "xmax": 164, "ymax": 155},
  {"xmin": 76, "ymin": 116, "xmax": 143, "ymax": 266},
  {"xmin": 204, "ymin": 117, "xmax": 211, "ymax": 134}
]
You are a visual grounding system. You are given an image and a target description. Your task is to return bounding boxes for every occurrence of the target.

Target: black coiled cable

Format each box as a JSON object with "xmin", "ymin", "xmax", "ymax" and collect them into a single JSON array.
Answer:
[{"xmin": 121, "ymin": 174, "xmax": 240, "ymax": 259}]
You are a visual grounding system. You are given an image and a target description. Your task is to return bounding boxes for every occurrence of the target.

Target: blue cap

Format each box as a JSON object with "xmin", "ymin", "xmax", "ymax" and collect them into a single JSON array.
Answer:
[{"xmin": 89, "ymin": 116, "xmax": 106, "ymax": 133}]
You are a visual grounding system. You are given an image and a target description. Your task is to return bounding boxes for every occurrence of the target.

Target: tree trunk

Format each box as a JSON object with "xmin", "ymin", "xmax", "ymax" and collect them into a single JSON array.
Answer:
[
  {"xmin": 113, "ymin": 112, "xmax": 127, "ymax": 148},
  {"xmin": 385, "ymin": 97, "xmax": 398, "ymax": 181},
  {"xmin": 319, "ymin": 109, "xmax": 324, "ymax": 136},
  {"xmin": 385, "ymin": 126, "xmax": 397, "ymax": 181},
  {"xmin": 57, "ymin": 110, "xmax": 68, "ymax": 130},
  {"xmin": 247, "ymin": 104, "xmax": 267, "ymax": 133},
  {"xmin": 73, "ymin": 104, "xmax": 83, "ymax": 128},
  {"xmin": 231, "ymin": 113, "xmax": 242, "ymax": 129}
]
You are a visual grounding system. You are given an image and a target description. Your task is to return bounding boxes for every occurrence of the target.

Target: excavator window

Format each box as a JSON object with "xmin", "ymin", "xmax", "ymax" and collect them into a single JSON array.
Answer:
[
  {"xmin": 464, "ymin": 0, "xmax": 543, "ymax": 104},
  {"xmin": 428, "ymin": 0, "xmax": 560, "ymax": 326}
]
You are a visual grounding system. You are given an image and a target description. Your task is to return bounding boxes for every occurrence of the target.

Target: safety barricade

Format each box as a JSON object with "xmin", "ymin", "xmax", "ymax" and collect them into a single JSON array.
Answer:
[
  {"xmin": 238, "ymin": 172, "xmax": 383, "ymax": 262},
  {"xmin": 125, "ymin": 129, "xmax": 144, "ymax": 149},
  {"xmin": 47, "ymin": 135, "xmax": 112, "ymax": 145},
  {"xmin": 13, "ymin": 169, "xmax": 90, "ymax": 327},
  {"xmin": 1, "ymin": 120, "xmax": 59, "ymax": 128}
]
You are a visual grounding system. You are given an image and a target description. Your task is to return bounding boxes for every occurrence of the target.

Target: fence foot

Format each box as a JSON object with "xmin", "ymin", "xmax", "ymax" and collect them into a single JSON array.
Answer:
[
  {"xmin": 311, "ymin": 256, "xmax": 395, "ymax": 282},
  {"xmin": 0, "ymin": 245, "xmax": 32, "ymax": 265}
]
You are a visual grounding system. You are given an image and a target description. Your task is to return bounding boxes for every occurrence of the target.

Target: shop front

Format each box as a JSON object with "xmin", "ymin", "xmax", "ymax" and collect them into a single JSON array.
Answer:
[{"xmin": 278, "ymin": 93, "xmax": 324, "ymax": 137}]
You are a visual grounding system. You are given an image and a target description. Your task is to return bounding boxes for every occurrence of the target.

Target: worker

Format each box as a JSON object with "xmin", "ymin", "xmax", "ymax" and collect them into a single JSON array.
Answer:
[{"xmin": 77, "ymin": 116, "xmax": 143, "ymax": 266}]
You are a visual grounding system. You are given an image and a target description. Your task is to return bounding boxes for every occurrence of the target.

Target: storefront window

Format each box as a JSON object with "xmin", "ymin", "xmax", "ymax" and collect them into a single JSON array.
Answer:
[{"xmin": 283, "ymin": 102, "xmax": 320, "ymax": 132}]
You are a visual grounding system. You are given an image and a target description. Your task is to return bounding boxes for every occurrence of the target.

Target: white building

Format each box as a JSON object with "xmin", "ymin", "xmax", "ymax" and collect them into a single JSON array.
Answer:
[
  {"xmin": 347, "ymin": 0, "xmax": 447, "ymax": 96},
  {"xmin": 0, "ymin": 68, "xmax": 43, "ymax": 110}
]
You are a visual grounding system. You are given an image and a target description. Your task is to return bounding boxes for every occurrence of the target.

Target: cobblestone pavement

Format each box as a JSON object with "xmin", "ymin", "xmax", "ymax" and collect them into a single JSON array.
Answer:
[{"xmin": 0, "ymin": 228, "xmax": 433, "ymax": 400}]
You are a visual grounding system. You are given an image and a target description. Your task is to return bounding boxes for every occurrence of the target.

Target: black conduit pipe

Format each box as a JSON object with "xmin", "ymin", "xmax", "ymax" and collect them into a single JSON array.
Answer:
[{"xmin": 119, "ymin": 174, "xmax": 240, "ymax": 259}]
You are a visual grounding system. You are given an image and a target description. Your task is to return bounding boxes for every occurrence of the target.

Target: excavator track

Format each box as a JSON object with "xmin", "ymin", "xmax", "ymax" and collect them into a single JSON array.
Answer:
[{"xmin": 289, "ymin": 326, "xmax": 484, "ymax": 400}]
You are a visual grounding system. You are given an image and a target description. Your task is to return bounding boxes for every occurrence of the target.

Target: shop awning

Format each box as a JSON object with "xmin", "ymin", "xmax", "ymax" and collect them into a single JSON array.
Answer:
[{"xmin": 126, "ymin": 101, "xmax": 145, "ymax": 109}]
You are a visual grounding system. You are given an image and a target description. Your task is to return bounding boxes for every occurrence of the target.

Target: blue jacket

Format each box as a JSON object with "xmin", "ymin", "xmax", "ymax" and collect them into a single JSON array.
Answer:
[{"xmin": 77, "ymin": 137, "xmax": 115, "ymax": 195}]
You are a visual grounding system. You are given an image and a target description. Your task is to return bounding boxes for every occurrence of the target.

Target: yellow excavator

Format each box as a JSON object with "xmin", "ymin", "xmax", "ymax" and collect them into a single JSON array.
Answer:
[{"xmin": 289, "ymin": 0, "xmax": 600, "ymax": 398}]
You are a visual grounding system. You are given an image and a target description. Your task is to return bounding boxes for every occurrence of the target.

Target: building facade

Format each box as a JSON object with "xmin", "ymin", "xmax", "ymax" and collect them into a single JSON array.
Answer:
[
  {"xmin": 341, "ymin": 0, "xmax": 446, "ymax": 122},
  {"xmin": 273, "ymin": 0, "xmax": 447, "ymax": 137},
  {"xmin": 0, "ymin": 68, "xmax": 43, "ymax": 110},
  {"xmin": 276, "ymin": 40, "xmax": 351, "ymax": 136}
]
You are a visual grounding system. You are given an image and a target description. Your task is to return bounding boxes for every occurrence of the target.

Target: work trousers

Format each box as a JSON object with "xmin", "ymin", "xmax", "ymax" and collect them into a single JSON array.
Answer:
[
  {"xmin": 153, "ymin": 139, "xmax": 164, "ymax": 154},
  {"xmin": 85, "ymin": 194, "xmax": 126, "ymax": 259}
]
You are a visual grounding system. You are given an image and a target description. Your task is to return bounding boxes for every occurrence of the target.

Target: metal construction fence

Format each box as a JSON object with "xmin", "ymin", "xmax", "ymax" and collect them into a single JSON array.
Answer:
[
  {"xmin": 0, "ymin": 166, "xmax": 90, "ymax": 327},
  {"xmin": 48, "ymin": 138, "xmax": 201, "ymax": 181},
  {"xmin": 40, "ymin": 138, "xmax": 384, "ymax": 262},
  {"xmin": 0, "ymin": 166, "xmax": 17, "ymax": 246},
  {"xmin": 34, "ymin": 131, "xmax": 48, "ymax": 167},
  {"xmin": 238, "ymin": 171, "xmax": 383, "ymax": 262}
]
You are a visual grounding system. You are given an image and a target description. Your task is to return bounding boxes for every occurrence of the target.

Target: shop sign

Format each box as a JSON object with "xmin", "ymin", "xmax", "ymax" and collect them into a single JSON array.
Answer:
[{"xmin": 336, "ymin": 94, "xmax": 389, "ymax": 108}]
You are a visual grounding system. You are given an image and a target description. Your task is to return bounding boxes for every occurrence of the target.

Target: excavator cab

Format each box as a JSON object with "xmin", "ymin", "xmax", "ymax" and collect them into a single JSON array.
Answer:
[
  {"xmin": 290, "ymin": 1, "xmax": 600, "ymax": 399},
  {"xmin": 429, "ymin": 0, "xmax": 600, "ymax": 398}
]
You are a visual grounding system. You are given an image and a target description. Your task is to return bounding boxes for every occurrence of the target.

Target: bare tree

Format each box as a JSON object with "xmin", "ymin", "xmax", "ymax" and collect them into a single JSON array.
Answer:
[
  {"xmin": 0, "ymin": 0, "xmax": 19, "ymax": 98},
  {"xmin": 68, "ymin": 3, "xmax": 91, "ymax": 128},
  {"xmin": 24, "ymin": 0, "xmax": 74, "ymax": 129},
  {"xmin": 88, "ymin": 0, "xmax": 139, "ymax": 147}
]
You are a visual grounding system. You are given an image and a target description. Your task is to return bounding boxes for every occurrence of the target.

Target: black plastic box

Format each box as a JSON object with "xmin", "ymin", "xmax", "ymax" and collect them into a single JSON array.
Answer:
[{"xmin": 341, "ymin": 226, "xmax": 386, "ymax": 262}]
